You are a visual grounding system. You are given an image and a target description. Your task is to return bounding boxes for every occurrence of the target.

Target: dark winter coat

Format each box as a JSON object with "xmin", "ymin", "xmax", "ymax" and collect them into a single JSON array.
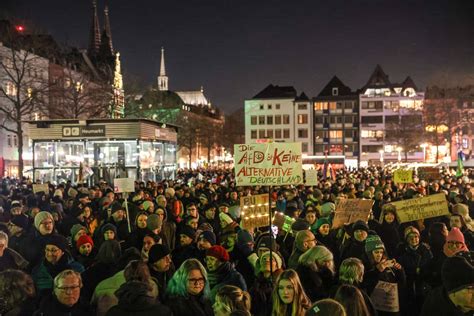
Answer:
[
  {"xmin": 420, "ymin": 286, "xmax": 472, "ymax": 316},
  {"xmin": 296, "ymin": 263, "xmax": 335, "ymax": 302},
  {"xmin": 249, "ymin": 270, "xmax": 283, "ymax": 316},
  {"xmin": 208, "ymin": 261, "xmax": 247, "ymax": 302},
  {"xmin": 171, "ymin": 244, "xmax": 201, "ymax": 269},
  {"xmin": 149, "ymin": 264, "xmax": 175, "ymax": 303},
  {"xmin": 33, "ymin": 293, "xmax": 91, "ymax": 316},
  {"xmin": 340, "ymin": 238, "xmax": 367, "ymax": 262},
  {"xmin": 165, "ymin": 294, "xmax": 213, "ymax": 316},
  {"xmin": 376, "ymin": 222, "xmax": 401, "ymax": 258},
  {"xmin": 0, "ymin": 247, "xmax": 29, "ymax": 271}
]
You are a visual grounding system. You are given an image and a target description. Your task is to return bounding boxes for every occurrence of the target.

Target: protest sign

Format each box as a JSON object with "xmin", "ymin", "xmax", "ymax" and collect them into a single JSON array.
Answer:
[
  {"xmin": 272, "ymin": 211, "xmax": 295, "ymax": 233},
  {"xmin": 418, "ymin": 167, "xmax": 441, "ymax": 180},
  {"xmin": 389, "ymin": 193, "xmax": 449, "ymax": 223},
  {"xmin": 332, "ymin": 199, "xmax": 374, "ymax": 228},
  {"xmin": 33, "ymin": 184, "xmax": 49, "ymax": 194},
  {"xmin": 234, "ymin": 143, "xmax": 302, "ymax": 186},
  {"xmin": 240, "ymin": 194, "xmax": 270, "ymax": 229},
  {"xmin": 113, "ymin": 178, "xmax": 135, "ymax": 193},
  {"xmin": 370, "ymin": 281, "xmax": 400, "ymax": 313},
  {"xmin": 394, "ymin": 169, "xmax": 413, "ymax": 184},
  {"xmin": 304, "ymin": 169, "xmax": 318, "ymax": 186}
]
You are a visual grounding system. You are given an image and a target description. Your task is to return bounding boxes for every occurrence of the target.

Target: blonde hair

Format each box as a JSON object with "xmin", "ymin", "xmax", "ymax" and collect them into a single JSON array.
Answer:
[
  {"xmin": 298, "ymin": 245, "xmax": 335, "ymax": 275},
  {"xmin": 272, "ymin": 269, "xmax": 311, "ymax": 316}
]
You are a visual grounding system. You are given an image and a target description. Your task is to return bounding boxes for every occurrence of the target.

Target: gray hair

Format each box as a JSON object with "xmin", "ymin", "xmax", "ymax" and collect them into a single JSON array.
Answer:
[
  {"xmin": 0, "ymin": 231, "xmax": 8, "ymax": 245},
  {"xmin": 53, "ymin": 269, "xmax": 82, "ymax": 288}
]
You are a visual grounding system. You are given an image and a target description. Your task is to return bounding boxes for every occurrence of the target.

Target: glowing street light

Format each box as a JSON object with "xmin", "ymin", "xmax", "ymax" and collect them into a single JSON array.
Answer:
[
  {"xmin": 379, "ymin": 149, "xmax": 384, "ymax": 167},
  {"xmin": 396, "ymin": 146, "xmax": 403, "ymax": 162},
  {"xmin": 420, "ymin": 143, "xmax": 428, "ymax": 162}
]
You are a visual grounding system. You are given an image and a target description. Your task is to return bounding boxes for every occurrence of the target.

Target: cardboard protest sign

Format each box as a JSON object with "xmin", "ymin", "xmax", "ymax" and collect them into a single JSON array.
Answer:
[
  {"xmin": 418, "ymin": 167, "xmax": 441, "ymax": 180},
  {"xmin": 113, "ymin": 178, "xmax": 135, "ymax": 193},
  {"xmin": 272, "ymin": 211, "xmax": 295, "ymax": 233},
  {"xmin": 332, "ymin": 199, "xmax": 374, "ymax": 228},
  {"xmin": 304, "ymin": 169, "xmax": 318, "ymax": 186},
  {"xmin": 240, "ymin": 194, "xmax": 270, "ymax": 229},
  {"xmin": 370, "ymin": 281, "xmax": 400, "ymax": 313},
  {"xmin": 394, "ymin": 169, "xmax": 413, "ymax": 184},
  {"xmin": 234, "ymin": 143, "xmax": 302, "ymax": 186},
  {"xmin": 389, "ymin": 193, "xmax": 449, "ymax": 223},
  {"xmin": 33, "ymin": 184, "xmax": 49, "ymax": 194}
]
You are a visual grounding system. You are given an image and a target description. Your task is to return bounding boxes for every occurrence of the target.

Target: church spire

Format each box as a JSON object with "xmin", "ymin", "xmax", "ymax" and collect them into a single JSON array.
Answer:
[
  {"xmin": 158, "ymin": 47, "xmax": 169, "ymax": 91},
  {"xmin": 99, "ymin": 2, "xmax": 114, "ymax": 57},
  {"xmin": 88, "ymin": 0, "xmax": 101, "ymax": 56}
]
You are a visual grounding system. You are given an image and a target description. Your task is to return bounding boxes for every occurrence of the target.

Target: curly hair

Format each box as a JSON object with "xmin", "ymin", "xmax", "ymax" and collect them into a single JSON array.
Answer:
[{"xmin": 0, "ymin": 269, "xmax": 35, "ymax": 313}]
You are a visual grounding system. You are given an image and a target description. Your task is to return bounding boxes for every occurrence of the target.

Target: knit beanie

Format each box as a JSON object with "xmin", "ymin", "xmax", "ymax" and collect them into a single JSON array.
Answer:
[
  {"xmin": 314, "ymin": 217, "xmax": 331, "ymax": 232},
  {"xmin": 237, "ymin": 229, "xmax": 254, "ymax": 245},
  {"xmin": 320, "ymin": 202, "xmax": 335, "ymax": 217},
  {"xmin": 206, "ymin": 245, "xmax": 230, "ymax": 262},
  {"xmin": 404, "ymin": 226, "xmax": 420, "ymax": 240},
  {"xmin": 147, "ymin": 214, "xmax": 163, "ymax": 231},
  {"xmin": 199, "ymin": 193, "xmax": 208, "ymax": 201},
  {"xmin": 256, "ymin": 234, "xmax": 277, "ymax": 252},
  {"xmin": 442, "ymin": 255, "xmax": 474, "ymax": 293},
  {"xmin": 452, "ymin": 203, "xmax": 474, "ymax": 231},
  {"xmin": 111, "ymin": 202, "xmax": 124, "ymax": 214},
  {"xmin": 365, "ymin": 235, "xmax": 385, "ymax": 254},
  {"xmin": 260, "ymin": 251, "xmax": 283, "ymax": 269},
  {"xmin": 10, "ymin": 215, "xmax": 29, "ymax": 230},
  {"xmin": 291, "ymin": 219, "xmax": 310, "ymax": 232},
  {"xmin": 45, "ymin": 234, "xmax": 68, "ymax": 252},
  {"xmin": 446, "ymin": 227, "xmax": 466, "ymax": 244},
  {"xmin": 295, "ymin": 230, "xmax": 315, "ymax": 252},
  {"xmin": 34, "ymin": 211, "xmax": 54, "ymax": 231},
  {"xmin": 76, "ymin": 234, "xmax": 94, "ymax": 249},
  {"xmin": 101, "ymin": 223, "xmax": 117, "ymax": 235},
  {"xmin": 219, "ymin": 212, "xmax": 234, "ymax": 226},
  {"xmin": 148, "ymin": 244, "xmax": 171, "ymax": 264},
  {"xmin": 70, "ymin": 224, "xmax": 87, "ymax": 240},
  {"xmin": 198, "ymin": 230, "xmax": 217, "ymax": 245},
  {"xmin": 180, "ymin": 226, "xmax": 196, "ymax": 240},
  {"xmin": 352, "ymin": 220, "xmax": 369, "ymax": 234}
]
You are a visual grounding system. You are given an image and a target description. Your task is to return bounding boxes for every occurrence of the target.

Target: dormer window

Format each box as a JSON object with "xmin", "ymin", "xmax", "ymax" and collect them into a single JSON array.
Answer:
[{"xmin": 332, "ymin": 87, "xmax": 338, "ymax": 96}]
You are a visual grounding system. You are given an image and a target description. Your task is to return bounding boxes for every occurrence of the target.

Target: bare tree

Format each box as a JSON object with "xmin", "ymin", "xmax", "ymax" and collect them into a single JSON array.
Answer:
[
  {"xmin": 385, "ymin": 110, "xmax": 424, "ymax": 162},
  {"xmin": 178, "ymin": 118, "xmax": 200, "ymax": 167}
]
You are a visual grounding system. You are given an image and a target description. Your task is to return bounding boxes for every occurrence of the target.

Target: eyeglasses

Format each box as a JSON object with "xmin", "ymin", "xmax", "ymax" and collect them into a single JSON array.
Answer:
[
  {"xmin": 45, "ymin": 247, "xmax": 61, "ymax": 253},
  {"xmin": 188, "ymin": 278, "xmax": 205, "ymax": 285},
  {"xmin": 56, "ymin": 285, "xmax": 80, "ymax": 292}
]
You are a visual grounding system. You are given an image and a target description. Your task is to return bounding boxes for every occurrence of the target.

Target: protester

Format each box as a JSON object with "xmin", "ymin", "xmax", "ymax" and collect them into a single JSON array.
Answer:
[
  {"xmin": 0, "ymin": 269, "xmax": 37, "ymax": 315},
  {"xmin": 271, "ymin": 269, "xmax": 311, "ymax": 316},
  {"xmin": 213, "ymin": 285, "xmax": 252, "ymax": 316}
]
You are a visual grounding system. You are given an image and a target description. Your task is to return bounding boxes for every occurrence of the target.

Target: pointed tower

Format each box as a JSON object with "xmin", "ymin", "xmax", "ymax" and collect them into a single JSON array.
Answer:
[
  {"xmin": 158, "ymin": 47, "xmax": 169, "ymax": 91},
  {"xmin": 88, "ymin": 0, "xmax": 101, "ymax": 56},
  {"xmin": 99, "ymin": 2, "xmax": 114, "ymax": 58}
]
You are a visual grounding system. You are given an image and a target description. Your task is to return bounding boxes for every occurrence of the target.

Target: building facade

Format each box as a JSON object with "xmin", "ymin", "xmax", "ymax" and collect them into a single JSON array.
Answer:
[
  {"xmin": 313, "ymin": 76, "xmax": 359, "ymax": 168},
  {"xmin": 359, "ymin": 65, "xmax": 424, "ymax": 166},
  {"xmin": 245, "ymin": 84, "xmax": 313, "ymax": 154}
]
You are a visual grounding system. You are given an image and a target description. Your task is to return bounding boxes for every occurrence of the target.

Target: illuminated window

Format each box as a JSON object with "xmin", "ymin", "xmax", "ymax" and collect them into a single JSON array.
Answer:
[
  {"xmin": 250, "ymin": 130, "xmax": 257, "ymax": 139},
  {"xmin": 361, "ymin": 130, "xmax": 384, "ymax": 138},
  {"xmin": 297, "ymin": 114, "xmax": 308, "ymax": 124},
  {"xmin": 250, "ymin": 116, "xmax": 257, "ymax": 125},
  {"xmin": 6, "ymin": 82, "xmax": 17, "ymax": 96},
  {"xmin": 314, "ymin": 102, "xmax": 328, "ymax": 111},
  {"xmin": 329, "ymin": 102, "xmax": 337, "ymax": 110},
  {"xmin": 329, "ymin": 130, "xmax": 343, "ymax": 139}
]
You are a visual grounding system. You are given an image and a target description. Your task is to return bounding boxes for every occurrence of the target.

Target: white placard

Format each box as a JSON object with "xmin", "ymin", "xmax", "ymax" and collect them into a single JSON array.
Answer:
[
  {"xmin": 305, "ymin": 169, "xmax": 318, "ymax": 186},
  {"xmin": 113, "ymin": 178, "xmax": 135, "ymax": 193}
]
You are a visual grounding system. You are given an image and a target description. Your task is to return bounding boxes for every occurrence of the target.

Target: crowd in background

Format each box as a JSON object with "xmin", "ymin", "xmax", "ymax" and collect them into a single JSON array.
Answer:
[{"xmin": 0, "ymin": 166, "xmax": 473, "ymax": 316}]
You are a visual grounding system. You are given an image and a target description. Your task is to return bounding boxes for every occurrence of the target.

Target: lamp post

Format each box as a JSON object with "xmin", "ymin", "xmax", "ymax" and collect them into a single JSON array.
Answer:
[
  {"xmin": 379, "ymin": 149, "xmax": 384, "ymax": 167},
  {"xmin": 420, "ymin": 143, "xmax": 428, "ymax": 163},
  {"xmin": 396, "ymin": 147, "xmax": 402, "ymax": 163}
]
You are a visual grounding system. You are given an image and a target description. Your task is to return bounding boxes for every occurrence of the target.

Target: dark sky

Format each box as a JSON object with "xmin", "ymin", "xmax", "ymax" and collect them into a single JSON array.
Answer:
[{"xmin": 3, "ymin": 0, "xmax": 474, "ymax": 113}]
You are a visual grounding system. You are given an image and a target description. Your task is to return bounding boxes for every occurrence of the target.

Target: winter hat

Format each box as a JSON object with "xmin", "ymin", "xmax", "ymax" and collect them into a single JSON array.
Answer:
[
  {"xmin": 320, "ymin": 202, "xmax": 335, "ymax": 217},
  {"xmin": 446, "ymin": 227, "xmax": 467, "ymax": 244},
  {"xmin": 256, "ymin": 234, "xmax": 277, "ymax": 252},
  {"xmin": 404, "ymin": 226, "xmax": 420, "ymax": 240},
  {"xmin": 10, "ymin": 215, "xmax": 29, "ymax": 230},
  {"xmin": 206, "ymin": 245, "xmax": 230, "ymax": 262},
  {"xmin": 199, "ymin": 194, "xmax": 208, "ymax": 201},
  {"xmin": 111, "ymin": 203, "xmax": 124, "ymax": 213},
  {"xmin": 452, "ymin": 203, "xmax": 474, "ymax": 231},
  {"xmin": 365, "ymin": 235, "xmax": 385, "ymax": 254},
  {"xmin": 291, "ymin": 219, "xmax": 310, "ymax": 232},
  {"xmin": 76, "ymin": 192, "xmax": 89, "ymax": 200},
  {"xmin": 45, "ymin": 234, "xmax": 68, "ymax": 252},
  {"xmin": 237, "ymin": 229, "xmax": 254, "ymax": 245},
  {"xmin": 198, "ymin": 230, "xmax": 217, "ymax": 245},
  {"xmin": 180, "ymin": 226, "xmax": 196, "ymax": 240},
  {"xmin": 314, "ymin": 218, "xmax": 331, "ymax": 232},
  {"xmin": 70, "ymin": 224, "xmax": 87, "ymax": 240},
  {"xmin": 352, "ymin": 220, "xmax": 369, "ymax": 234},
  {"xmin": 101, "ymin": 223, "xmax": 117, "ymax": 235},
  {"xmin": 442, "ymin": 255, "xmax": 474, "ymax": 293},
  {"xmin": 34, "ymin": 211, "xmax": 54, "ymax": 231},
  {"xmin": 76, "ymin": 234, "xmax": 94, "ymax": 249},
  {"xmin": 260, "ymin": 251, "xmax": 283, "ymax": 269},
  {"xmin": 148, "ymin": 244, "xmax": 170, "ymax": 264},
  {"xmin": 295, "ymin": 230, "xmax": 315, "ymax": 252},
  {"xmin": 10, "ymin": 200, "xmax": 21, "ymax": 209},
  {"xmin": 146, "ymin": 214, "xmax": 162, "ymax": 231},
  {"xmin": 219, "ymin": 212, "xmax": 234, "ymax": 226},
  {"xmin": 142, "ymin": 200, "xmax": 154, "ymax": 212}
]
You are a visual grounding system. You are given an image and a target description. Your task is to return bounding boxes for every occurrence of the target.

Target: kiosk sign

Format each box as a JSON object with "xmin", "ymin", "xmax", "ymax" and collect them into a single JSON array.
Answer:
[{"xmin": 62, "ymin": 125, "xmax": 106, "ymax": 138}]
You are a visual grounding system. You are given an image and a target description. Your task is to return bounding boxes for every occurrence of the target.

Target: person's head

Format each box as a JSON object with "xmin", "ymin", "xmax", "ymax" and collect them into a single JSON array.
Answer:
[
  {"xmin": 295, "ymin": 230, "xmax": 317, "ymax": 252},
  {"xmin": 149, "ymin": 244, "xmax": 172, "ymax": 272},
  {"xmin": 298, "ymin": 245, "xmax": 335, "ymax": 275},
  {"xmin": 218, "ymin": 203, "xmax": 229, "ymax": 214},
  {"xmin": 34, "ymin": 211, "xmax": 54, "ymax": 235},
  {"xmin": 186, "ymin": 204, "xmax": 199, "ymax": 218},
  {"xmin": 272, "ymin": 269, "xmax": 311, "ymax": 316},
  {"xmin": 338, "ymin": 257, "xmax": 365, "ymax": 285},
  {"xmin": 53, "ymin": 270, "xmax": 82, "ymax": 307},
  {"xmin": 305, "ymin": 209, "xmax": 317, "ymax": 226},
  {"xmin": 101, "ymin": 223, "xmax": 117, "ymax": 241},
  {"xmin": 449, "ymin": 214, "xmax": 465, "ymax": 230},
  {"xmin": 404, "ymin": 226, "xmax": 420, "ymax": 249},
  {"xmin": 180, "ymin": 226, "xmax": 196, "ymax": 246},
  {"xmin": 442, "ymin": 255, "xmax": 474, "ymax": 313},
  {"xmin": 259, "ymin": 251, "xmax": 283, "ymax": 274},
  {"xmin": 166, "ymin": 258, "xmax": 210, "ymax": 298},
  {"xmin": 219, "ymin": 212, "xmax": 234, "ymax": 229},
  {"xmin": 186, "ymin": 216, "xmax": 199, "ymax": 230},
  {"xmin": 156, "ymin": 195, "xmax": 167, "ymax": 208},
  {"xmin": 76, "ymin": 234, "xmax": 94, "ymax": 256},
  {"xmin": 136, "ymin": 212, "xmax": 148, "ymax": 229},
  {"xmin": 70, "ymin": 224, "xmax": 87, "ymax": 242},
  {"xmin": 205, "ymin": 245, "xmax": 229, "ymax": 272},
  {"xmin": 365, "ymin": 235, "xmax": 386, "ymax": 264},
  {"xmin": 44, "ymin": 235, "xmax": 68, "ymax": 265},
  {"xmin": 204, "ymin": 205, "xmax": 216, "ymax": 220},
  {"xmin": 97, "ymin": 239, "xmax": 121, "ymax": 265},
  {"xmin": 147, "ymin": 214, "xmax": 163, "ymax": 233},
  {"xmin": 0, "ymin": 231, "xmax": 8, "ymax": 256},
  {"xmin": 305, "ymin": 298, "xmax": 347, "ymax": 316},
  {"xmin": 111, "ymin": 204, "xmax": 125, "ymax": 222},
  {"xmin": 382, "ymin": 205, "xmax": 397, "ymax": 224},
  {"xmin": 334, "ymin": 284, "xmax": 369, "ymax": 316},
  {"xmin": 352, "ymin": 221, "xmax": 369, "ymax": 242},
  {"xmin": 142, "ymin": 233, "xmax": 160, "ymax": 254},
  {"xmin": 0, "ymin": 269, "xmax": 35, "ymax": 312},
  {"xmin": 213, "ymin": 285, "xmax": 251, "ymax": 316},
  {"xmin": 197, "ymin": 231, "xmax": 217, "ymax": 251},
  {"xmin": 444, "ymin": 227, "xmax": 469, "ymax": 257},
  {"xmin": 124, "ymin": 260, "xmax": 151, "ymax": 283},
  {"xmin": 314, "ymin": 218, "xmax": 331, "ymax": 237}
]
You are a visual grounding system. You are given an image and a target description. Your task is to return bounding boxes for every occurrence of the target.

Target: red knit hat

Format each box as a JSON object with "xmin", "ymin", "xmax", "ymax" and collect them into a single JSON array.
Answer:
[
  {"xmin": 446, "ymin": 227, "xmax": 466, "ymax": 244},
  {"xmin": 206, "ymin": 245, "xmax": 229, "ymax": 262},
  {"xmin": 76, "ymin": 234, "xmax": 94, "ymax": 249}
]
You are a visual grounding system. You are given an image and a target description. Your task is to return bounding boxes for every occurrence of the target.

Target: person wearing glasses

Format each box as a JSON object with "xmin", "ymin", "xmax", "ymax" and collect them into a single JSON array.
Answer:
[
  {"xmin": 165, "ymin": 258, "xmax": 213, "ymax": 316},
  {"xmin": 34, "ymin": 269, "xmax": 90, "ymax": 315}
]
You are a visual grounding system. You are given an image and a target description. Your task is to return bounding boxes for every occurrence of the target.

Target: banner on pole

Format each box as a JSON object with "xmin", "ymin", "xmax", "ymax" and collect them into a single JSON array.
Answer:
[
  {"xmin": 33, "ymin": 184, "xmax": 49, "ymax": 194},
  {"xmin": 113, "ymin": 178, "xmax": 135, "ymax": 193},
  {"xmin": 394, "ymin": 169, "xmax": 413, "ymax": 184},
  {"xmin": 332, "ymin": 199, "xmax": 374, "ymax": 228},
  {"xmin": 389, "ymin": 193, "xmax": 449, "ymax": 223},
  {"xmin": 234, "ymin": 143, "xmax": 303, "ymax": 186},
  {"xmin": 417, "ymin": 167, "xmax": 441, "ymax": 180},
  {"xmin": 240, "ymin": 194, "xmax": 270, "ymax": 229}
]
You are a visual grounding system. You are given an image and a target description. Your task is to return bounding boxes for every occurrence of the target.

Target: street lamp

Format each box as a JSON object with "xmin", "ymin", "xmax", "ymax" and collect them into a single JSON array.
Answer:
[
  {"xmin": 396, "ymin": 147, "xmax": 403, "ymax": 163},
  {"xmin": 420, "ymin": 143, "xmax": 428, "ymax": 163},
  {"xmin": 379, "ymin": 149, "xmax": 384, "ymax": 167}
]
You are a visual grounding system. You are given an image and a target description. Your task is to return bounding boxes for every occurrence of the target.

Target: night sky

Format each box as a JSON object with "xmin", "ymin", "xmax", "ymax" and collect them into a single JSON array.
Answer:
[{"xmin": 2, "ymin": 0, "xmax": 473, "ymax": 113}]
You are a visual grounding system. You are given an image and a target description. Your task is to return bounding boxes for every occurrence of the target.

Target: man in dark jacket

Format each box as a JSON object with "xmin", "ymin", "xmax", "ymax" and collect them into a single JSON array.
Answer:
[
  {"xmin": 340, "ymin": 220, "xmax": 370, "ymax": 262},
  {"xmin": 421, "ymin": 254, "xmax": 474, "ymax": 316},
  {"xmin": 172, "ymin": 226, "xmax": 200, "ymax": 268},
  {"xmin": 148, "ymin": 244, "xmax": 175, "ymax": 302}
]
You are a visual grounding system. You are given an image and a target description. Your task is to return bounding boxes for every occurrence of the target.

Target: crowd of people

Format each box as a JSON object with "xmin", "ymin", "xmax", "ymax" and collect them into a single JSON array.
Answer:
[{"xmin": 0, "ymin": 166, "xmax": 473, "ymax": 316}]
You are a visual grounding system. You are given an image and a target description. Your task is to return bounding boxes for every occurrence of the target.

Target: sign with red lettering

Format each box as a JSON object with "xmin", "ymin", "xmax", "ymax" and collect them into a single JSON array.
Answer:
[{"xmin": 234, "ymin": 143, "xmax": 303, "ymax": 186}]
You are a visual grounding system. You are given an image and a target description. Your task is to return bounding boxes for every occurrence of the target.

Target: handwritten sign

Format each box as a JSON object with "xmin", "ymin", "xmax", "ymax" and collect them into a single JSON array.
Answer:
[
  {"xmin": 418, "ymin": 167, "xmax": 441, "ymax": 180},
  {"xmin": 33, "ymin": 184, "xmax": 49, "ymax": 194},
  {"xmin": 389, "ymin": 193, "xmax": 449, "ymax": 223},
  {"xmin": 113, "ymin": 178, "xmax": 135, "ymax": 193},
  {"xmin": 304, "ymin": 169, "xmax": 318, "ymax": 186},
  {"xmin": 272, "ymin": 211, "xmax": 295, "ymax": 233},
  {"xmin": 234, "ymin": 143, "xmax": 302, "ymax": 186},
  {"xmin": 394, "ymin": 169, "xmax": 413, "ymax": 184},
  {"xmin": 240, "ymin": 194, "xmax": 270, "ymax": 229},
  {"xmin": 370, "ymin": 281, "xmax": 400, "ymax": 313},
  {"xmin": 332, "ymin": 199, "xmax": 374, "ymax": 228}
]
